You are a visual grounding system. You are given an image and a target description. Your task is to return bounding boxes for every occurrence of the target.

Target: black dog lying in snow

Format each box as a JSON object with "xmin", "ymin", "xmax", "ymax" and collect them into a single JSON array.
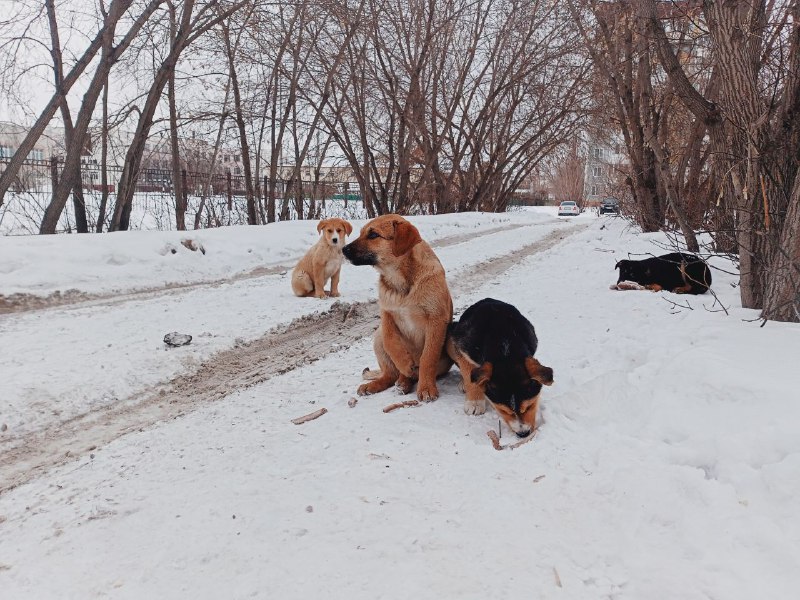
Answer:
[
  {"xmin": 611, "ymin": 252, "xmax": 712, "ymax": 295},
  {"xmin": 447, "ymin": 298, "xmax": 553, "ymax": 439}
]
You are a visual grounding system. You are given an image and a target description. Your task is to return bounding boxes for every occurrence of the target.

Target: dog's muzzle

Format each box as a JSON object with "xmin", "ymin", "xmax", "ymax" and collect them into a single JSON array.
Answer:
[{"xmin": 343, "ymin": 242, "xmax": 376, "ymax": 266}]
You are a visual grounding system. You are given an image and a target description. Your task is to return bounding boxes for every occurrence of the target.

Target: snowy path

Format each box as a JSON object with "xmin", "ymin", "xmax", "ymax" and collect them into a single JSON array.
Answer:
[
  {"xmin": 0, "ymin": 215, "xmax": 586, "ymax": 483},
  {"xmin": 1, "ymin": 214, "xmax": 798, "ymax": 599},
  {"xmin": 0, "ymin": 222, "xmax": 588, "ymax": 492}
]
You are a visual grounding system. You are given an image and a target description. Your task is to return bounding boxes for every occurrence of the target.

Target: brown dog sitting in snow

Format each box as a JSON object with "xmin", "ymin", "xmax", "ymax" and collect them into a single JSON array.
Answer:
[
  {"xmin": 342, "ymin": 214, "xmax": 453, "ymax": 401},
  {"xmin": 291, "ymin": 218, "xmax": 353, "ymax": 299}
]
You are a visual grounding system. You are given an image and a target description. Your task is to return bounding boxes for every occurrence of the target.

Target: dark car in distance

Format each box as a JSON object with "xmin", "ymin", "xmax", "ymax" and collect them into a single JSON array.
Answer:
[{"xmin": 600, "ymin": 197, "xmax": 620, "ymax": 215}]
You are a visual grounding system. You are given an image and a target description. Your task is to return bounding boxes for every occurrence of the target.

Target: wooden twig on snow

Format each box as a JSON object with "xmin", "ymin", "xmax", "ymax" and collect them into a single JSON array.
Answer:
[
  {"xmin": 382, "ymin": 400, "xmax": 420, "ymax": 413},
  {"xmin": 291, "ymin": 407, "xmax": 328, "ymax": 425},
  {"xmin": 487, "ymin": 429, "xmax": 537, "ymax": 450}
]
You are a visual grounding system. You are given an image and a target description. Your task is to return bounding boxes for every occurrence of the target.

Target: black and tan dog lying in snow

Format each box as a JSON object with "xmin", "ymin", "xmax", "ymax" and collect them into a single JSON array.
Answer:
[{"xmin": 611, "ymin": 252, "xmax": 712, "ymax": 294}]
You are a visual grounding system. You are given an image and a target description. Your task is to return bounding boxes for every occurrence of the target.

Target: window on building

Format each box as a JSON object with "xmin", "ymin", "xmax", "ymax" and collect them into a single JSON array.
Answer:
[
  {"xmin": 592, "ymin": 166, "xmax": 602, "ymax": 177},
  {"xmin": 591, "ymin": 185, "xmax": 598, "ymax": 196},
  {"xmin": 593, "ymin": 147, "xmax": 603, "ymax": 159},
  {"xmin": 0, "ymin": 145, "xmax": 15, "ymax": 158}
]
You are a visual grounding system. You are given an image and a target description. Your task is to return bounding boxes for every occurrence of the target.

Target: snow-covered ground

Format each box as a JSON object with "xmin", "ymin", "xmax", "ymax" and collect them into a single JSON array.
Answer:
[
  {"xmin": 0, "ymin": 209, "xmax": 568, "ymax": 440},
  {"xmin": 1, "ymin": 208, "xmax": 798, "ymax": 599}
]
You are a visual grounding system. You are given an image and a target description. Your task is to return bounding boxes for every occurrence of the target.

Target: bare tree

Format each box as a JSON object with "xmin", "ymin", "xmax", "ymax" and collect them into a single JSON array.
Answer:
[
  {"xmin": 550, "ymin": 142, "xmax": 586, "ymax": 206},
  {"xmin": 110, "ymin": 0, "xmax": 247, "ymax": 231},
  {"xmin": 0, "ymin": 0, "xmax": 161, "ymax": 209},
  {"xmin": 220, "ymin": 5, "xmax": 258, "ymax": 225},
  {"xmin": 639, "ymin": 0, "xmax": 800, "ymax": 321},
  {"xmin": 321, "ymin": 0, "xmax": 587, "ymax": 216},
  {"xmin": 45, "ymin": 0, "xmax": 89, "ymax": 233},
  {"xmin": 166, "ymin": 1, "xmax": 187, "ymax": 230},
  {"xmin": 39, "ymin": 0, "xmax": 165, "ymax": 234}
]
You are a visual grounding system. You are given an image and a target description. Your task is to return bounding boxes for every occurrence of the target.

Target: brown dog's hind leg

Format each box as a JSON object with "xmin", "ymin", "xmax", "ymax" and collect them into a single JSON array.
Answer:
[
  {"xmin": 380, "ymin": 312, "xmax": 418, "ymax": 378},
  {"xmin": 291, "ymin": 271, "xmax": 314, "ymax": 297},
  {"xmin": 358, "ymin": 327, "xmax": 400, "ymax": 396}
]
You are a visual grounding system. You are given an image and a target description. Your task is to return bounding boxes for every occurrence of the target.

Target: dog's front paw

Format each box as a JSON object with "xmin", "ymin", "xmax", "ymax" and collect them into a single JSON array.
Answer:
[
  {"xmin": 329, "ymin": 291, "xmax": 341, "ymax": 298},
  {"xmin": 464, "ymin": 399, "xmax": 486, "ymax": 415},
  {"xmin": 314, "ymin": 291, "xmax": 328, "ymax": 299},
  {"xmin": 358, "ymin": 379, "xmax": 392, "ymax": 396},
  {"xmin": 395, "ymin": 375, "xmax": 414, "ymax": 395},
  {"xmin": 416, "ymin": 381, "xmax": 439, "ymax": 402}
]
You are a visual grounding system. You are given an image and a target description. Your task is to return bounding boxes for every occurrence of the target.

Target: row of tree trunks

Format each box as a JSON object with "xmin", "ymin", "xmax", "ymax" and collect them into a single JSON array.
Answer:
[
  {"xmin": 40, "ymin": 0, "xmax": 150, "ymax": 234},
  {"xmin": 110, "ymin": 1, "xmax": 246, "ymax": 231},
  {"xmin": 0, "ymin": 2, "xmax": 133, "ymax": 206}
]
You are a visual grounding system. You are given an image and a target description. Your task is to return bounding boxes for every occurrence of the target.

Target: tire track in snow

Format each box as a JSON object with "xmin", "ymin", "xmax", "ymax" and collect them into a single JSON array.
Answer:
[
  {"xmin": 0, "ymin": 221, "xmax": 589, "ymax": 494},
  {"xmin": 0, "ymin": 222, "xmax": 534, "ymax": 316}
]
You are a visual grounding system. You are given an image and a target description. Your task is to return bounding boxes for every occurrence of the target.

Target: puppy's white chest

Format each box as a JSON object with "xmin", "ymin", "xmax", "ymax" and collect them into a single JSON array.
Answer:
[{"xmin": 324, "ymin": 253, "xmax": 343, "ymax": 277}]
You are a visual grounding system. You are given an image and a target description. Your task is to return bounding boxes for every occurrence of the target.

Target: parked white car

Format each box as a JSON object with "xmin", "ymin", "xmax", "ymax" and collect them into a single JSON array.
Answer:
[{"xmin": 558, "ymin": 201, "xmax": 580, "ymax": 216}]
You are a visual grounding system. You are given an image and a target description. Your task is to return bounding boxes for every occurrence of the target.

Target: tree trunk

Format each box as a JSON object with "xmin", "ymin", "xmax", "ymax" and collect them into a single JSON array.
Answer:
[
  {"xmin": 762, "ymin": 175, "xmax": 800, "ymax": 321},
  {"xmin": 40, "ymin": 40, "xmax": 117, "ymax": 233},
  {"xmin": 222, "ymin": 19, "xmax": 257, "ymax": 225},
  {"xmin": 0, "ymin": 1, "xmax": 125, "ymax": 206},
  {"xmin": 96, "ymin": 80, "xmax": 110, "ymax": 232},
  {"xmin": 168, "ymin": 3, "xmax": 186, "ymax": 230},
  {"xmin": 111, "ymin": 0, "xmax": 245, "ymax": 230}
]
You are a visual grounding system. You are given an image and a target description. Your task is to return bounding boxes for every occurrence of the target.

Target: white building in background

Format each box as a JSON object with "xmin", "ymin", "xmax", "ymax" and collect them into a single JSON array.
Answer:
[
  {"xmin": 0, "ymin": 121, "xmax": 65, "ymax": 161},
  {"xmin": 583, "ymin": 137, "xmax": 628, "ymax": 205}
]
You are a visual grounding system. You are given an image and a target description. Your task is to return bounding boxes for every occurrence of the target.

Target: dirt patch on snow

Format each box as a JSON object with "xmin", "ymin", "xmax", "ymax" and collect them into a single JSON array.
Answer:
[
  {"xmin": 0, "ymin": 264, "xmax": 291, "ymax": 315},
  {"xmin": 0, "ymin": 221, "xmax": 588, "ymax": 494},
  {"xmin": 0, "ymin": 222, "xmax": 529, "ymax": 316}
]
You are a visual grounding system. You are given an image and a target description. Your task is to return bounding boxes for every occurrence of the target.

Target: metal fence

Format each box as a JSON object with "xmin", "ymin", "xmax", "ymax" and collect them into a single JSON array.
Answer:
[
  {"xmin": 1, "ymin": 157, "xmax": 367, "ymax": 233},
  {"xmin": 2, "ymin": 157, "xmax": 363, "ymax": 200}
]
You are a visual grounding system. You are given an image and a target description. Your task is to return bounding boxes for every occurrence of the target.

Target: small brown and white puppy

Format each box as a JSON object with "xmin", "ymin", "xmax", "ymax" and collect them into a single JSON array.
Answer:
[
  {"xmin": 342, "ymin": 214, "xmax": 453, "ymax": 401},
  {"xmin": 291, "ymin": 218, "xmax": 353, "ymax": 299}
]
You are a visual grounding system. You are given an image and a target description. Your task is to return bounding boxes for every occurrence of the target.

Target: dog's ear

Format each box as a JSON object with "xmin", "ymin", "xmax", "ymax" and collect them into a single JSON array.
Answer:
[
  {"xmin": 342, "ymin": 220, "xmax": 353, "ymax": 236},
  {"xmin": 614, "ymin": 260, "xmax": 622, "ymax": 270},
  {"xmin": 317, "ymin": 219, "xmax": 330, "ymax": 234},
  {"xmin": 392, "ymin": 219, "xmax": 422, "ymax": 256},
  {"xmin": 525, "ymin": 357, "xmax": 553, "ymax": 386},
  {"xmin": 470, "ymin": 362, "xmax": 493, "ymax": 386}
]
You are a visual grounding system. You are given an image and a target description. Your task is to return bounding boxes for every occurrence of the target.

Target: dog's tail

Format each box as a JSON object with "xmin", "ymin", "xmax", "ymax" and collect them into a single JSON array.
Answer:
[{"xmin": 362, "ymin": 367, "xmax": 382, "ymax": 380}]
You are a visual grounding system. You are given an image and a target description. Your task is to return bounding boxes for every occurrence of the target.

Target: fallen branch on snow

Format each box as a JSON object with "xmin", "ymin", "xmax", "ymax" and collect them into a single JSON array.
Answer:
[
  {"xmin": 487, "ymin": 429, "xmax": 537, "ymax": 450},
  {"xmin": 291, "ymin": 408, "xmax": 328, "ymax": 425},
  {"xmin": 382, "ymin": 400, "xmax": 420, "ymax": 413}
]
